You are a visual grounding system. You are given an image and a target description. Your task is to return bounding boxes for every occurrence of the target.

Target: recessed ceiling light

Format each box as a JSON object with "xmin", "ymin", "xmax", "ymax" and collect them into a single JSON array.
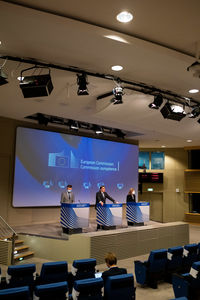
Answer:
[
  {"xmin": 104, "ymin": 35, "xmax": 129, "ymax": 44},
  {"xmin": 187, "ymin": 139, "xmax": 192, "ymax": 143},
  {"xmin": 116, "ymin": 11, "xmax": 133, "ymax": 23},
  {"xmin": 111, "ymin": 65, "xmax": 123, "ymax": 71},
  {"xmin": 0, "ymin": 41, "xmax": 2, "ymax": 45},
  {"xmin": 161, "ymin": 145, "xmax": 166, "ymax": 148},
  {"xmin": 189, "ymin": 89, "xmax": 199, "ymax": 94},
  {"xmin": 17, "ymin": 76, "xmax": 24, "ymax": 81}
]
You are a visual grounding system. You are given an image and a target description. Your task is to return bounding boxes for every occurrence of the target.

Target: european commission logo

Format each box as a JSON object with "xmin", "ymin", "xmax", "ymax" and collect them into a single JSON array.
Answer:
[{"xmin": 48, "ymin": 150, "xmax": 79, "ymax": 168}]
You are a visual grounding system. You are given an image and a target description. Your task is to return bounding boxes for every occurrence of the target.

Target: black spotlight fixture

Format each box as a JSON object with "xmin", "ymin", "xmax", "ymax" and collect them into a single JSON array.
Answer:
[
  {"xmin": 92, "ymin": 125, "xmax": 103, "ymax": 135},
  {"xmin": 160, "ymin": 102, "xmax": 186, "ymax": 121},
  {"xmin": 19, "ymin": 66, "xmax": 53, "ymax": 98},
  {"xmin": 77, "ymin": 73, "xmax": 89, "ymax": 95},
  {"xmin": 0, "ymin": 69, "xmax": 8, "ymax": 86},
  {"xmin": 37, "ymin": 113, "xmax": 49, "ymax": 126},
  {"xmin": 188, "ymin": 106, "xmax": 200, "ymax": 118},
  {"xmin": 68, "ymin": 120, "xmax": 79, "ymax": 131},
  {"xmin": 149, "ymin": 94, "xmax": 163, "ymax": 109},
  {"xmin": 113, "ymin": 129, "xmax": 126, "ymax": 138},
  {"xmin": 111, "ymin": 86, "xmax": 124, "ymax": 104}
]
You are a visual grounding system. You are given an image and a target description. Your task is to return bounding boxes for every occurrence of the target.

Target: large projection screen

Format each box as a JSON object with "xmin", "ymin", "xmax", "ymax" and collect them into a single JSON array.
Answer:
[{"xmin": 13, "ymin": 127, "xmax": 138, "ymax": 207}]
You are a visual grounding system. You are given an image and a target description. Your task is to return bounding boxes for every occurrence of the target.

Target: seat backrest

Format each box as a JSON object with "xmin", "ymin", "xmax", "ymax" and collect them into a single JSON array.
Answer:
[
  {"xmin": 184, "ymin": 244, "xmax": 198, "ymax": 256},
  {"xmin": 167, "ymin": 246, "xmax": 184, "ymax": 270},
  {"xmin": 34, "ymin": 281, "xmax": 68, "ymax": 300},
  {"xmin": 72, "ymin": 277, "xmax": 103, "ymax": 300},
  {"xmin": 104, "ymin": 273, "xmax": 135, "ymax": 300},
  {"xmin": 148, "ymin": 249, "xmax": 167, "ymax": 272},
  {"xmin": 39, "ymin": 261, "xmax": 68, "ymax": 284},
  {"xmin": 72, "ymin": 259, "xmax": 96, "ymax": 280},
  {"xmin": 7, "ymin": 264, "xmax": 36, "ymax": 288},
  {"xmin": 189, "ymin": 261, "xmax": 200, "ymax": 281},
  {"xmin": 0, "ymin": 286, "xmax": 30, "ymax": 300}
]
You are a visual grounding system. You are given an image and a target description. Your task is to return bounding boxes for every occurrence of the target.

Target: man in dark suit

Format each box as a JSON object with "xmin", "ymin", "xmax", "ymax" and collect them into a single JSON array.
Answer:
[
  {"xmin": 96, "ymin": 186, "xmax": 116, "ymax": 230},
  {"xmin": 102, "ymin": 252, "xmax": 127, "ymax": 283},
  {"xmin": 96, "ymin": 186, "xmax": 116, "ymax": 206}
]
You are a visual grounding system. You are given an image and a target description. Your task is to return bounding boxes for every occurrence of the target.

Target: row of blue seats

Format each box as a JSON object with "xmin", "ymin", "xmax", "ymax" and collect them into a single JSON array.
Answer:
[
  {"xmin": 0, "ymin": 274, "xmax": 135, "ymax": 299},
  {"xmin": 134, "ymin": 243, "xmax": 200, "ymax": 289},
  {"xmin": 0, "ymin": 259, "xmax": 95, "ymax": 290},
  {"xmin": 0, "ymin": 260, "xmax": 136, "ymax": 299}
]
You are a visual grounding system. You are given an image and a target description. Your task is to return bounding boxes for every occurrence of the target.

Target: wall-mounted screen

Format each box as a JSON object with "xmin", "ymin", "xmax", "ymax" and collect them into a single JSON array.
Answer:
[
  {"xmin": 151, "ymin": 151, "xmax": 165, "ymax": 169},
  {"xmin": 139, "ymin": 151, "xmax": 149, "ymax": 170},
  {"xmin": 13, "ymin": 127, "xmax": 139, "ymax": 207}
]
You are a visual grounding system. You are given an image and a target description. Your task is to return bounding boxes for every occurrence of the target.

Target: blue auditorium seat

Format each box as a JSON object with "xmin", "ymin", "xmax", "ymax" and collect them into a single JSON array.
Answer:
[
  {"xmin": 69, "ymin": 258, "xmax": 96, "ymax": 293},
  {"xmin": 6, "ymin": 264, "xmax": 36, "ymax": 289},
  {"xmin": 166, "ymin": 246, "xmax": 184, "ymax": 281},
  {"xmin": 172, "ymin": 261, "xmax": 200, "ymax": 299},
  {"xmin": 0, "ymin": 286, "xmax": 30, "ymax": 300},
  {"xmin": 71, "ymin": 259, "xmax": 96, "ymax": 280},
  {"xmin": 182, "ymin": 243, "xmax": 198, "ymax": 273},
  {"xmin": 72, "ymin": 277, "xmax": 103, "ymax": 300},
  {"xmin": 134, "ymin": 248, "xmax": 167, "ymax": 288},
  {"xmin": 34, "ymin": 281, "xmax": 68, "ymax": 300},
  {"xmin": 38, "ymin": 261, "xmax": 68, "ymax": 284},
  {"xmin": 104, "ymin": 273, "xmax": 135, "ymax": 300}
]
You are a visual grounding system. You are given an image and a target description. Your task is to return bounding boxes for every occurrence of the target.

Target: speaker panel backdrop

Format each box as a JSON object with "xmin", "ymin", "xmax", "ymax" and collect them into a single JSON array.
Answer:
[{"xmin": 12, "ymin": 127, "xmax": 138, "ymax": 207}]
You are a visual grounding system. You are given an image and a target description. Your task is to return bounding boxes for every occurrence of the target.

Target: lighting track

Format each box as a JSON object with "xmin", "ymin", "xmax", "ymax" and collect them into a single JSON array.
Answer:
[{"xmin": 0, "ymin": 54, "xmax": 199, "ymax": 107}]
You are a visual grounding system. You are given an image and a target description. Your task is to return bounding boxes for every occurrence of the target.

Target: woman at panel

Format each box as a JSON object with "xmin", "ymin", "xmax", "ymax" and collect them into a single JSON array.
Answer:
[{"xmin": 126, "ymin": 188, "xmax": 136, "ymax": 203}]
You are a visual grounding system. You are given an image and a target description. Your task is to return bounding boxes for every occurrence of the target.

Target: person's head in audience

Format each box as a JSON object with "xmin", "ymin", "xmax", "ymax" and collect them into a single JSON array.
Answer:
[{"xmin": 105, "ymin": 252, "xmax": 117, "ymax": 268}]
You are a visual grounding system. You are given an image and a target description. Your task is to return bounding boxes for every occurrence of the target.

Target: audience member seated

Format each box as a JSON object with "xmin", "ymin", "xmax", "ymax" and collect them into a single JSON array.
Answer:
[
  {"xmin": 0, "ymin": 286, "xmax": 30, "ymax": 300},
  {"xmin": 6, "ymin": 264, "xmax": 36, "ymax": 289},
  {"xmin": 34, "ymin": 281, "xmax": 68, "ymax": 300},
  {"xmin": 72, "ymin": 277, "xmax": 103, "ymax": 300},
  {"xmin": 172, "ymin": 261, "xmax": 200, "ymax": 300},
  {"xmin": 104, "ymin": 273, "xmax": 135, "ymax": 300},
  {"xmin": 102, "ymin": 252, "xmax": 127, "ymax": 283},
  {"xmin": 134, "ymin": 248, "xmax": 167, "ymax": 289},
  {"xmin": 37, "ymin": 261, "xmax": 68, "ymax": 285}
]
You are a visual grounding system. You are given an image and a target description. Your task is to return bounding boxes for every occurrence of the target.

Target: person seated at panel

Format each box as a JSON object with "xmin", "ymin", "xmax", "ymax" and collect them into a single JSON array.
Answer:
[
  {"xmin": 102, "ymin": 252, "xmax": 127, "ymax": 283},
  {"xmin": 96, "ymin": 186, "xmax": 117, "ymax": 230},
  {"xmin": 61, "ymin": 184, "xmax": 74, "ymax": 204},
  {"xmin": 126, "ymin": 188, "xmax": 136, "ymax": 203},
  {"xmin": 126, "ymin": 188, "xmax": 136, "ymax": 226}
]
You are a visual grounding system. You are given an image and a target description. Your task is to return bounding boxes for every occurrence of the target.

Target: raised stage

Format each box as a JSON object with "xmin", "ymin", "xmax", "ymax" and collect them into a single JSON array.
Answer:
[{"xmin": 14, "ymin": 221, "xmax": 189, "ymax": 264}]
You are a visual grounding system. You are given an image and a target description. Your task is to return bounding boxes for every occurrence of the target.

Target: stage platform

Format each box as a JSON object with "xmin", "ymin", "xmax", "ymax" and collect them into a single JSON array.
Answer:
[{"xmin": 14, "ymin": 221, "xmax": 189, "ymax": 264}]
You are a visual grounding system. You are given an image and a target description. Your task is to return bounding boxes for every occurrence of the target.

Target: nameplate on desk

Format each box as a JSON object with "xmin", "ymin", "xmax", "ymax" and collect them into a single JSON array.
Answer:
[
  {"xmin": 127, "ymin": 202, "xmax": 150, "ymax": 206},
  {"xmin": 61, "ymin": 203, "xmax": 90, "ymax": 208}
]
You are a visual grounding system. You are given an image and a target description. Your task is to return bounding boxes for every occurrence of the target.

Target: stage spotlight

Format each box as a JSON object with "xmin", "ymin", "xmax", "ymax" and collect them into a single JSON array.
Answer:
[
  {"xmin": 0, "ymin": 69, "xmax": 8, "ymax": 86},
  {"xmin": 68, "ymin": 120, "xmax": 79, "ymax": 130},
  {"xmin": 92, "ymin": 125, "xmax": 103, "ymax": 134},
  {"xmin": 19, "ymin": 67, "xmax": 53, "ymax": 98},
  {"xmin": 149, "ymin": 94, "xmax": 163, "ymax": 109},
  {"xmin": 77, "ymin": 73, "xmax": 89, "ymax": 95},
  {"xmin": 113, "ymin": 129, "xmax": 126, "ymax": 138},
  {"xmin": 188, "ymin": 106, "xmax": 200, "ymax": 118},
  {"xmin": 37, "ymin": 113, "xmax": 49, "ymax": 126},
  {"xmin": 111, "ymin": 86, "xmax": 124, "ymax": 104},
  {"xmin": 160, "ymin": 102, "xmax": 186, "ymax": 121}
]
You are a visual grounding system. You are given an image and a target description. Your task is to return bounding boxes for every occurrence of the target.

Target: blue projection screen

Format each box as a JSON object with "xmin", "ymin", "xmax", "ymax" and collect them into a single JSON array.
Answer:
[{"xmin": 13, "ymin": 127, "xmax": 138, "ymax": 207}]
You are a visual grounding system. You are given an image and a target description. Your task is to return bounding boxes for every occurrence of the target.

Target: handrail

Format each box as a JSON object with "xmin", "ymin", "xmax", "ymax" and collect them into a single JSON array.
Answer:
[{"xmin": 0, "ymin": 216, "xmax": 17, "ymax": 265}]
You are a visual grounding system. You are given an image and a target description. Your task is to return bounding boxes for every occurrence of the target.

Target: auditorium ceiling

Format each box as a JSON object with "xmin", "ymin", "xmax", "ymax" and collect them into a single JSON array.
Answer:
[{"xmin": 0, "ymin": 0, "xmax": 200, "ymax": 147}]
